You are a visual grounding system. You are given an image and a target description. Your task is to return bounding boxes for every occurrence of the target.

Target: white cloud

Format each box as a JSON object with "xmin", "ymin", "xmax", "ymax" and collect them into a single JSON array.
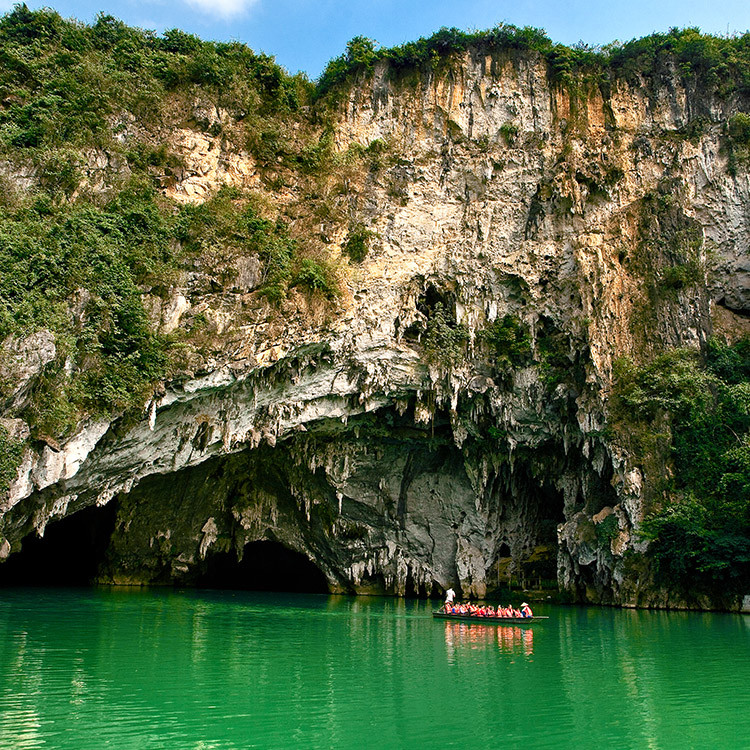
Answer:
[{"xmin": 184, "ymin": 0, "xmax": 260, "ymax": 19}]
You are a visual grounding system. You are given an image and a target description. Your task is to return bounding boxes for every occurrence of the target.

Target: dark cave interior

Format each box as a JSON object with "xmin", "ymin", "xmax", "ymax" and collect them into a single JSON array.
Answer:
[
  {"xmin": 0, "ymin": 502, "xmax": 118, "ymax": 586},
  {"xmin": 195, "ymin": 540, "xmax": 330, "ymax": 593}
]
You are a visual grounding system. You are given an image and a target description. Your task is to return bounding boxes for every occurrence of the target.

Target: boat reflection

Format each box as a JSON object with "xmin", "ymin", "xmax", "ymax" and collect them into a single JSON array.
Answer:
[{"xmin": 443, "ymin": 621, "xmax": 533, "ymax": 657}]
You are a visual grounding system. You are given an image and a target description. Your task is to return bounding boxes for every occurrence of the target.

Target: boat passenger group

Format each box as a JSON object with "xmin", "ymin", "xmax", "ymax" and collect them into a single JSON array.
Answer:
[{"xmin": 443, "ymin": 588, "xmax": 533, "ymax": 618}]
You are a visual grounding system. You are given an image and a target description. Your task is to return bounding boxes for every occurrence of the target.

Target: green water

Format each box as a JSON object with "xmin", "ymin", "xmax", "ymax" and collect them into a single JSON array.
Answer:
[{"xmin": 0, "ymin": 589, "xmax": 748, "ymax": 749}]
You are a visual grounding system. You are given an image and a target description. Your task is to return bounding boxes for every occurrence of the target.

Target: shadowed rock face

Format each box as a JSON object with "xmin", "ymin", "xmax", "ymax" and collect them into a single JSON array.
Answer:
[
  {"xmin": 2, "ymin": 49, "xmax": 750, "ymax": 608},
  {"xmin": 8, "ymin": 404, "xmax": 600, "ymax": 601}
]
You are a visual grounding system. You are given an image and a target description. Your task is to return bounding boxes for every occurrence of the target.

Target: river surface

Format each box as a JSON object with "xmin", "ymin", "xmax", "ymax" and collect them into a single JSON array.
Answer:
[{"xmin": 0, "ymin": 588, "xmax": 748, "ymax": 749}]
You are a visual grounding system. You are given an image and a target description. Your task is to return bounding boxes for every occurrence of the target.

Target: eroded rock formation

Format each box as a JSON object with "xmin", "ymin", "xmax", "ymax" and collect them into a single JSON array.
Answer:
[{"xmin": 2, "ymin": 47, "xmax": 750, "ymax": 609}]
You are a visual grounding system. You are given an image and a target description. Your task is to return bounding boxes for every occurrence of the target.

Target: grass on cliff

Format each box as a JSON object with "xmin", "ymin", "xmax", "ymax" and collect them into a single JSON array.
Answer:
[{"xmin": 611, "ymin": 342, "xmax": 750, "ymax": 595}]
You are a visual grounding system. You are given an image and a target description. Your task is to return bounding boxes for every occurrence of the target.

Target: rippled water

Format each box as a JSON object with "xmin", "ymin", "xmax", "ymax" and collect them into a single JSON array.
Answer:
[{"xmin": 0, "ymin": 588, "xmax": 748, "ymax": 748}]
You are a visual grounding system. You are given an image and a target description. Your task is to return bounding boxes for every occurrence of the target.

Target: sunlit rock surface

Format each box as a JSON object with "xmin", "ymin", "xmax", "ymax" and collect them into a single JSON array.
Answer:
[{"xmin": 2, "ymin": 49, "xmax": 749, "ymax": 609}]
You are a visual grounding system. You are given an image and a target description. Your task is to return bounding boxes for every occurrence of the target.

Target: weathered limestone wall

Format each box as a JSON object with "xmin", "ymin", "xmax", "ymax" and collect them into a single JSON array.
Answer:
[{"xmin": 2, "ymin": 50, "xmax": 749, "ymax": 608}]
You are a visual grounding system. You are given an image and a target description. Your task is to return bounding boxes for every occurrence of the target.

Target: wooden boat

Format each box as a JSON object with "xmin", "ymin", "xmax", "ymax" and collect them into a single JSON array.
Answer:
[{"xmin": 432, "ymin": 611, "xmax": 548, "ymax": 625}]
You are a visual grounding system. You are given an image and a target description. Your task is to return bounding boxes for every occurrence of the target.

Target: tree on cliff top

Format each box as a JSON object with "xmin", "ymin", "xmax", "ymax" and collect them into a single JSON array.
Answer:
[{"xmin": 316, "ymin": 23, "xmax": 750, "ymax": 99}]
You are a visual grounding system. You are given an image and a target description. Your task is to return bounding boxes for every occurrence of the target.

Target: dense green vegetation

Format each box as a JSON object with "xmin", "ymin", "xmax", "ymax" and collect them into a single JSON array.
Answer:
[
  {"xmin": 612, "ymin": 342, "xmax": 750, "ymax": 596},
  {"xmin": 0, "ymin": 180, "xmax": 321, "ymax": 437},
  {"xmin": 726, "ymin": 112, "xmax": 750, "ymax": 174},
  {"xmin": 318, "ymin": 24, "xmax": 750, "ymax": 98},
  {"xmin": 479, "ymin": 314, "xmax": 532, "ymax": 371},
  {"xmin": 342, "ymin": 225, "xmax": 374, "ymax": 264},
  {"xmin": 0, "ymin": 6, "xmax": 338, "ymax": 443},
  {"xmin": 0, "ymin": 4, "xmax": 308, "ymax": 156},
  {"xmin": 0, "ymin": 424, "xmax": 24, "ymax": 493},
  {"xmin": 421, "ymin": 303, "xmax": 468, "ymax": 367}
]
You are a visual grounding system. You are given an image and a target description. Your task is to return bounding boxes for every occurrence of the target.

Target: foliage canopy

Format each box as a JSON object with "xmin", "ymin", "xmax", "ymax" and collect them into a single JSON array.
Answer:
[
  {"xmin": 317, "ymin": 24, "xmax": 750, "ymax": 98},
  {"xmin": 613, "ymin": 343, "xmax": 750, "ymax": 595}
]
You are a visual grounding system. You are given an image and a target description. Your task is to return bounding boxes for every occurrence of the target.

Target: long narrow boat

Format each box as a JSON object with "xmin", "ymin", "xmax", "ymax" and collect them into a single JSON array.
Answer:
[{"xmin": 432, "ymin": 611, "xmax": 548, "ymax": 625}]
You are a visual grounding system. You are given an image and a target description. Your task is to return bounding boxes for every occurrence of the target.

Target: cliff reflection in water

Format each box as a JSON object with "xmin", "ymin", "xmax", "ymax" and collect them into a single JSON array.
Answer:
[{"xmin": 443, "ymin": 622, "xmax": 533, "ymax": 659}]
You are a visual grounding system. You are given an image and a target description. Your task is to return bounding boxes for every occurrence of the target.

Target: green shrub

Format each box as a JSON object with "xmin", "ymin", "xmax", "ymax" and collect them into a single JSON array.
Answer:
[
  {"xmin": 422, "ymin": 303, "xmax": 468, "ymax": 366},
  {"xmin": 595, "ymin": 513, "xmax": 620, "ymax": 546},
  {"xmin": 0, "ymin": 425, "xmax": 24, "ymax": 494},
  {"xmin": 290, "ymin": 258, "xmax": 339, "ymax": 299},
  {"xmin": 0, "ymin": 178, "xmax": 313, "ymax": 432},
  {"xmin": 537, "ymin": 328, "xmax": 579, "ymax": 390},
  {"xmin": 499, "ymin": 122, "xmax": 519, "ymax": 146},
  {"xmin": 726, "ymin": 113, "xmax": 750, "ymax": 174},
  {"xmin": 480, "ymin": 315, "xmax": 531, "ymax": 369},
  {"xmin": 728, "ymin": 113, "xmax": 750, "ymax": 145},
  {"xmin": 316, "ymin": 24, "xmax": 750, "ymax": 102},
  {"xmin": 125, "ymin": 141, "xmax": 183, "ymax": 171},
  {"xmin": 641, "ymin": 496, "xmax": 750, "ymax": 593},
  {"xmin": 0, "ymin": 4, "xmax": 308, "ymax": 161},
  {"xmin": 660, "ymin": 260, "xmax": 703, "ymax": 290},
  {"xmin": 316, "ymin": 24, "xmax": 556, "ymax": 99},
  {"xmin": 298, "ymin": 131, "xmax": 335, "ymax": 174},
  {"xmin": 706, "ymin": 336, "xmax": 750, "ymax": 384},
  {"xmin": 343, "ymin": 225, "xmax": 373, "ymax": 263}
]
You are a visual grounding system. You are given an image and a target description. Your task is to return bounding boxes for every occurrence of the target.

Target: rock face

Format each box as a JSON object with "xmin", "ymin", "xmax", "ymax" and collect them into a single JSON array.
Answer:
[
  {"xmin": 0, "ymin": 330, "xmax": 56, "ymax": 411},
  {"xmin": 1, "ymin": 49, "xmax": 749, "ymax": 608}
]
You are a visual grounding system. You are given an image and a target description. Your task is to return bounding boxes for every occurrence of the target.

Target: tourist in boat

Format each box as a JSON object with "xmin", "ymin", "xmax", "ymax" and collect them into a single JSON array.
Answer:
[{"xmin": 437, "ymin": 599, "xmax": 537, "ymax": 622}]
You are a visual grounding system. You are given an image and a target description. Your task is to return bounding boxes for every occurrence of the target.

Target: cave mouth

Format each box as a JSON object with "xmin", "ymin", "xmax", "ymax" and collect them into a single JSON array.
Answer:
[
  {"xmin": 196, "ymin": 540, "xmax": 329, "ymax": 594},
  {"xmin": 0, "ymin": 502, "xmax": 118, "ymax": 587}
]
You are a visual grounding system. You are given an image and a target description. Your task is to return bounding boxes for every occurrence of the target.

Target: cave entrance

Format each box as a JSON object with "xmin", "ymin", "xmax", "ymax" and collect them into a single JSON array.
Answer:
[
  {"xmin": 197, "ymin": 540, "xmax": 329, "ymax": 593},
  {"xmin": 519, "ymin": 481, "xmax": 566, "ymax": 592},
  {"xmin": 0, "ymin": 502, "xmax": 118, "ymax": 587}
]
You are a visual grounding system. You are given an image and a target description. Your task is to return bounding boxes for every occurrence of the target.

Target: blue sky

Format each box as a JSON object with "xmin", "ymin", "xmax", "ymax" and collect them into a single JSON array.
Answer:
[{"xmin": 3, "ymin": 0, "xmax": 750, "ymax": 78}]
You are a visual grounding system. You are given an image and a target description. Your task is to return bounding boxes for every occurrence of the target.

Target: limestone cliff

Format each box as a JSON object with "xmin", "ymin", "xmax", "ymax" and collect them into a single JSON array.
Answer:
[{"xmin": 2, "ymin": 34, "xmax": 750, "ymax": 609}]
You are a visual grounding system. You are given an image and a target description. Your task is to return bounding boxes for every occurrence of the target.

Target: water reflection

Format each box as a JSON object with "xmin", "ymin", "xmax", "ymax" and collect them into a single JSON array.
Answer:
[
  {"xmin": 2, "ymin": 591, "xmax": 749, "ymax": 749},
  {"xmin": 556, "ymin": 606, "xmax": 750, "ymax": 747},
  {"xmin": 443, "ymin": 621, "xmax": 534, "ymax": 658}
]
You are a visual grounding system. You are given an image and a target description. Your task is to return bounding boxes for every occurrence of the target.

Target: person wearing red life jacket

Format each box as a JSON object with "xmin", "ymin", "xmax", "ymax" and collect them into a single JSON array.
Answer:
[{"xmin": 521, "ymin": 602, "xmax": 533, "ymax": 618}]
